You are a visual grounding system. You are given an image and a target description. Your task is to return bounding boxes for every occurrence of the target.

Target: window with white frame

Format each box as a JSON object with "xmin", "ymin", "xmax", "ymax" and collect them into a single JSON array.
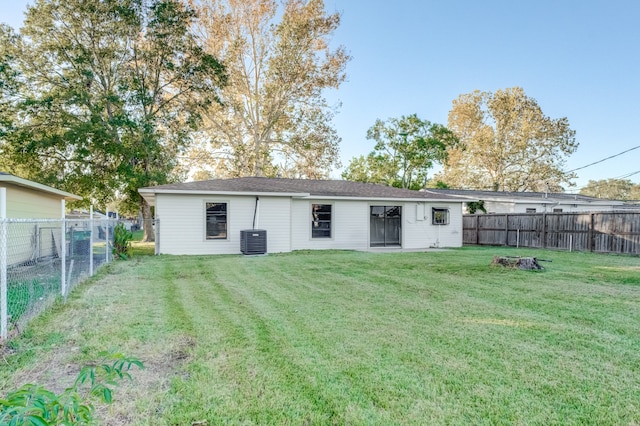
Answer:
[
  {"xmin": 432, "ymin": 208, "xmax": 449, "ymax": 225},
  {"xmin": 311, "ymin": 204, "xmax": 332, "ymax": 238},
  {"xmin": 206, "ymin": 202, "xmax": 227, "ymax": 239},
  {"xmin": 526, "ymin": 208, "xmax": 536, "ymax": 213}
]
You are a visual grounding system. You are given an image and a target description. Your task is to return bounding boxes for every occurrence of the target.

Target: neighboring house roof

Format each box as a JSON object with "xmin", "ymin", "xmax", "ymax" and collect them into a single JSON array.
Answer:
[
  {"xmin": 66, "ymin": 209, "xmax": 108, "ymax": 219},
  {"xmin": 0, "ymin": 172, "xmax": 82, "ymax": 201},
  {"xmin": 423, "ymin": 188, "xmax": 625, "ymax": 206},
  {"xmin": 139, "ymin": 177, "xmax": 464, "ymax": 205},
  {"xmin": 616, "ymin": 202, "xmax": 640, "ymax": 211}
]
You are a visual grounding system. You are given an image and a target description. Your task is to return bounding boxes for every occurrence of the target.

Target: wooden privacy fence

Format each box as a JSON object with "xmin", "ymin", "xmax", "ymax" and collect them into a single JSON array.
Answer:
[{"xmin": 463, "ymin": 211, "xmax": 640, "ymax": 255}]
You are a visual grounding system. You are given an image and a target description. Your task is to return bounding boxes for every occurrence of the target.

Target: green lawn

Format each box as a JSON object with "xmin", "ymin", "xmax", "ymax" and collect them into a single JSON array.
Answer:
[{"xmin": 2, "ymin": 247, "xmax": 640, "ymax": 425}]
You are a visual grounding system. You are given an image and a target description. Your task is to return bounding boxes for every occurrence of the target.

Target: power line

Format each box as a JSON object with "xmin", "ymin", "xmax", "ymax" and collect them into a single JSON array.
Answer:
[
  {"xmin": 565, "ymin": 169, "xmax": 640, "ymax": 193},
  {"xmin": 566, "ymin": 144, "xmax": 640, "ymax": 173}
]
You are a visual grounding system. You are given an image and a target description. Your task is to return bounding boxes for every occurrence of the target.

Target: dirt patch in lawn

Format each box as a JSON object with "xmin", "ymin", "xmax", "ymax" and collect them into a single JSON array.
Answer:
[{"xmin": 3, "ymin": 333, "xmax": 196, "ymax": 425}]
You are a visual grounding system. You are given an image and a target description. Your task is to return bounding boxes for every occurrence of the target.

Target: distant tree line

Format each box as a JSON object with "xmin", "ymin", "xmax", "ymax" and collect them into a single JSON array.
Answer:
[{"xmin": 579, "ymin": 178, "xmax": 640, "ymax": 200}]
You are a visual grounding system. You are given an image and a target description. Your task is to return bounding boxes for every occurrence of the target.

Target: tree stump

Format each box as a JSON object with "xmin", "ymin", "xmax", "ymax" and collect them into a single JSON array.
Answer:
[{"xmin": 492, "ymin": 256, "xmax": 544, "ymax": 270}]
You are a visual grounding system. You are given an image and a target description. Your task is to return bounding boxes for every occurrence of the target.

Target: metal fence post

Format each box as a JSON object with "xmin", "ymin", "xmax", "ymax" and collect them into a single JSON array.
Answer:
[
  {"xmin": 155, "ymin": 219, "xmax": 160, "ymax": 255},
  {"xmin": 1, "ymin": 188, "xmax": 7, "ymax": 340},
  {"xmin": 89, "ymin": 205, "xmax": 94, "ymax": 276},
  {"xmin": 61, "ymin": 199, "xmax": 66, "ymax": 298},
  {"xmin": 106, "ymin": 209, "xmax": 109, "ymax": 264}
]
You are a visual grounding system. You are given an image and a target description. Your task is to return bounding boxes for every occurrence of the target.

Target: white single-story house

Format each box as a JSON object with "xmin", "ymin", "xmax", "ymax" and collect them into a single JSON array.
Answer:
[
  {"xmin": 138, "ymin": 177, "xmax": 466, "ymax": 255},
  {"xmin": 424, "ymin": 188, "xmax": 626, "ymax": 214},
  {"xmin": 0, "ymin": 172, "xmax": 82, "ymax": 265}
]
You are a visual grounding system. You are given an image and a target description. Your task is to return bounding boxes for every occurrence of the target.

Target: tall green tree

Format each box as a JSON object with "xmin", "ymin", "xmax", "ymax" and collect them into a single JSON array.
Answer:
[
  {"xmin": 438, "ymin": 87, "xmax": 578, "ymax": 192},
  {"xmin": 580, "ymin": 178, "xmax": 640, "ymax": 200},
  {"xmin": 0, "ymin": 25, "xmax": 20, "ymax": 143},
  {"xmin": 190, "ymin": 0, "xmax": 349, "ymax": 178},
  {"xmin": 115, "ymin": 0, "xmax": 225, "ymax": 240},
  {"xmin": 342, "ymin": 114, "xmax": 458, "ymax": 190},
  {"xmin": 2, "ymin": 0, "xmax": 224, "ymax": 241},
  {"xmin": 5, "ymin": 0, "xmax": 134, "ymax": 206}
]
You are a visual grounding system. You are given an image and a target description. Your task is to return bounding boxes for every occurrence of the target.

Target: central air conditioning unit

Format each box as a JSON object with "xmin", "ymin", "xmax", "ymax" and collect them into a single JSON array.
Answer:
[{"xmin": 240, "ymin": 229, "xmax": 267, "ymax": 255}]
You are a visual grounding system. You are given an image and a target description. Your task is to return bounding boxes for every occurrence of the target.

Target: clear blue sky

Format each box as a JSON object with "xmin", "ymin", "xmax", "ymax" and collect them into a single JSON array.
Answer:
[{"xmin": 3, "ymin": 0, "xmax": 640, "ymax": 191}]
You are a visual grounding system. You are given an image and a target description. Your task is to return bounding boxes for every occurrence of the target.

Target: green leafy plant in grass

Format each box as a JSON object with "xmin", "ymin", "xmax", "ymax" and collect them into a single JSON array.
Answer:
[
  {"xmin": 0, "ymin": 351, "xmax": 143, "ymax": 425},
  {"xmin": 112, "ymin": 223, "xmax": 133, "ymax": 260}
]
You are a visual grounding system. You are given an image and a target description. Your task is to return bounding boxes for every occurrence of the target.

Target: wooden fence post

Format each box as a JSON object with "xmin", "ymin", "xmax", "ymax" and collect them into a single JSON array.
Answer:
[
  {"xmin": 589, "ymin": 213, "xmax": 595, "ymax": 252},
  {"xmin": 475, "ymin": 214, "xmax": 480, "ymax": 245},
  {"xmin": 504, "ymin": 214, "xmax": 509, "ymax": 246},
  {"xmin": 542, "ymin": 213, "xmax": 546, "ymax": 248}
]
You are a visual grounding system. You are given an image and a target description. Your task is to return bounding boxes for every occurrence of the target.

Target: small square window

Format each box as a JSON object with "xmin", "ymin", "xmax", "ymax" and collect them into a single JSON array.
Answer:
[{"xmin": 432, "ymin": 208, "xmax": 449, "ymax": 225}]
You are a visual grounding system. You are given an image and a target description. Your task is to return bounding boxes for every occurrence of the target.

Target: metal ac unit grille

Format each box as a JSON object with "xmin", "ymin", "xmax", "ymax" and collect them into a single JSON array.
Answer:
[{"xmin": 240, "ymin": 229, "xmax": 267, "ymax": 255}]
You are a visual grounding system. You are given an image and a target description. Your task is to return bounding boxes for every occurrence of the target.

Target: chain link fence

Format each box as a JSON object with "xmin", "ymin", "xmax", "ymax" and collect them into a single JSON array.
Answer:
[{"xmin": 1, "ymin": 218, "xmax": 117, "ymax": 339}]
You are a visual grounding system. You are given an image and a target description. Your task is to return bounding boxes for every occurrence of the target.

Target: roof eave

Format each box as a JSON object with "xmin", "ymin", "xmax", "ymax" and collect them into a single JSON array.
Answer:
[
  {"xmin": 138, "ymin": 189, "xmax": 310, "ymax": 198},
  {"xmin": 137, "ymin": 188, "xmax": 465, "ymax": 204},
  {"xmin": 0, "ymin": 174, "xmax": 82, "ymax": 201},
  {"xmin": 304, "ymin": 195, "xmax": 464, "ymax": 202}
]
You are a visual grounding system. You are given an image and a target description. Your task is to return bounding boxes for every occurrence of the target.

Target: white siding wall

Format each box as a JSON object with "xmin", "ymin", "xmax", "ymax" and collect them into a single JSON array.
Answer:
[
  {"xmin": 291, "ymin": 199, "xmax": 463, "ymax": 251},
  {"xmin": 291, "ymin": 199, "xmax": 369, "ymax": 251},
  {"xmin": 157, "ymin": 194, "xmax": 464, "ymax": 254},
  {"xmin": 253, "ymin": 196, "xmax": 291, "ymax": 253},
  {"xmin": 156, "ymin": 194, "xmax": 292, "ymax": 255},
  {"xmin": 402, "ymin": 202, "xmax": 463, "ymax": 249}
]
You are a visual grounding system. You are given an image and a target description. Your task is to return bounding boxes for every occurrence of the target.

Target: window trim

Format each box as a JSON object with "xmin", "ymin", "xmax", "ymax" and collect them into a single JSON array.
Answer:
[
  {"xmin": 525, "ymin": 208, "xmax": 537, "ymax": 214},
  {"xmin": 311, "ymin": 203, "xmax": 333, "ymax": 239},
  {"xmin": 204, "ymin": 200, "xmax": 229, "ymax": 241},
  {"xmin": 432, "ymin": 207, "xmax": 450, "ymax": 225}
]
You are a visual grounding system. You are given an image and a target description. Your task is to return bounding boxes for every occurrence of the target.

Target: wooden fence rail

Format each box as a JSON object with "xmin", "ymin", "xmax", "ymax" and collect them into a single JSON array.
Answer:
[{"xmin": 463, "ymin": 211, "xmax": 640, "ymax": 255}]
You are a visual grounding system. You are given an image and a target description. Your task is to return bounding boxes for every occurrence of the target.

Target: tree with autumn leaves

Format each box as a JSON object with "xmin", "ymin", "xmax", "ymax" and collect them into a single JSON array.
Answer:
[
  {"xmin": 343, "ymin": 88, "xmax": 579, "ymax": 192},
  {"xmin": 188, "ymin": 0, "xmax": 350, "ymax": 179},
  {"xmin": 436, "ymin": 87, "xmax": 578, "ymax": 192},
  {"xmin": 580, "ymin": 178, "xmax": 640, "ymax": 200}
]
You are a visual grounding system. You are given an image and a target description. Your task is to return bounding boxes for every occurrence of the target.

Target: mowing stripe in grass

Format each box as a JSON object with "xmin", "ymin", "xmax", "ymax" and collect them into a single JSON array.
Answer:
[{"xmin": 2, "ymin": 248, "xmax": 640, "ymax": 425}]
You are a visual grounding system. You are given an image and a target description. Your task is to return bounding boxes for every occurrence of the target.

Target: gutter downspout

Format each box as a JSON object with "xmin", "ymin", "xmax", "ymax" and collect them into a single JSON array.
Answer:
[{"xmin": 253, "ymin": 196, "xmax": 260, "ymax": 229}]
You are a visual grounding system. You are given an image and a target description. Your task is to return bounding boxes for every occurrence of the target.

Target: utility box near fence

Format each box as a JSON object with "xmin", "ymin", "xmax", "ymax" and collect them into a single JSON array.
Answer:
[{"xmin": 240, "ymin": 229, "xmax": 267, "ymax": 255}]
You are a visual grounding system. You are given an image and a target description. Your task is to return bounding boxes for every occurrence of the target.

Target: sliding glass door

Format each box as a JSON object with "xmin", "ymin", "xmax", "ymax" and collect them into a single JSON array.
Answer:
[{"xmin": 370, "ymin": 206, "xmax": 401, "ymax": 247}]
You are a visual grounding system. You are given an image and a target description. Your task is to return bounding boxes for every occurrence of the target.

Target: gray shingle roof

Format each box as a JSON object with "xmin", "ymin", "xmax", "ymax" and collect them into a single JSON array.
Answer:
[{"xmin": 140, "ymin": 177, "xmax": 462, "ymax": 200}]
